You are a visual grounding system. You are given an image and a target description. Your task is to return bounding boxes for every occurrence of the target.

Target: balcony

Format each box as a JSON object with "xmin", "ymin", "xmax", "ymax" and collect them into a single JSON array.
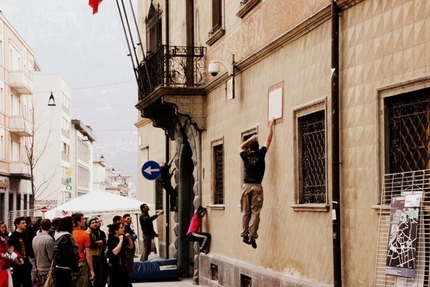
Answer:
[
  {"xmin": 135, "ymin": 45, "xmax": 207, "ymax": 138},
  {"xmin": 10, "ymin": 161, "xmax": 31, "ymax": 179},
  {"xmin": 9, "ymin": 70, "xmax": 33, "ymax": 95},
  {"xmin": 9, "ymin": 116, "xmax": 32, "ymax": 136}
]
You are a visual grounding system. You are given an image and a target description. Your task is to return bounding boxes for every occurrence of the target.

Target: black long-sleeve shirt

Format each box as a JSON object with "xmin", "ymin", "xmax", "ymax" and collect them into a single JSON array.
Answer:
[{"xmin": 139, "ymin": 212, "xmax": 158, "ymax": 237}]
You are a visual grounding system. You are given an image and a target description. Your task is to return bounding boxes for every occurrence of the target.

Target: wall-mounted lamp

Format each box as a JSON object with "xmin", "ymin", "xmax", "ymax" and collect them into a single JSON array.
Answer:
[
  {"xmin": 82, "ymin": 134, "xmax": 89, "ymax": 141},
  {"xmin": 111, "ymin": 167, "xmax": 116, "ymax": 174},
  {"xmin": 48, "ymin": 92, "xmax": 56, "ymax": 106},
  {"xmin": 208, "ymin": 54, "xmax": 237, "ymax": 99},
  {"xmin": 99, "ymin": 155, "xmax": 105, "ymax": 163}
]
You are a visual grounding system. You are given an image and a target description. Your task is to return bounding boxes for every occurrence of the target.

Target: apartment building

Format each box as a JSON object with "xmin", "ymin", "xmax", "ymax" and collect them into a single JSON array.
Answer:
[
  {"xmin": 32, "ymin": 74, "xmax": 72, "ymax": 214},
  {"xmin": 70, "ymin": 119, "xmax": 96, "ymax": 198},
  {"xmin": 0, "ymin": 12, "xmax": 39, "ymax": 222},
  {"xmin": 133, "ymin": 0, "xmax": 430, "ymax": 286}
]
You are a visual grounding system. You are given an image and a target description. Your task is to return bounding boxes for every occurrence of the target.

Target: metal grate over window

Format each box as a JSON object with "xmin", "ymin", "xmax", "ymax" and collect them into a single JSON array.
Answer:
[
  {"xmin": 213, "ymin": 144, "xmax": 224, "ymax": 204},
  {"xmin": 375, "ymin": 170, "xmax": 430, "ymax": 286},
  {"xmin": 387, "ymin": 90, "xmax": 430, "ymax": 174},
  {"xmin": 240, "ymin": 274, "xmax": 252, "ymax": 287},
  {"xmin": 210, "ymin": 263, "xmax": 219, "ymax": 281},
  {"xmin": 300, "ymin": 110, "xmax": 326, "ymax": 203},
  {"xmin": 155, "ymin": 177, "xmax": 163, "ymax": 210}
]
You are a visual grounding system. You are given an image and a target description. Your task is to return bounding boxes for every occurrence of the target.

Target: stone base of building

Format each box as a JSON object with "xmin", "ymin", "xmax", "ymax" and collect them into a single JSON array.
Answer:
[{"xmin": 198, "ymin": 253, "xmax": 330, "ymax": 287}]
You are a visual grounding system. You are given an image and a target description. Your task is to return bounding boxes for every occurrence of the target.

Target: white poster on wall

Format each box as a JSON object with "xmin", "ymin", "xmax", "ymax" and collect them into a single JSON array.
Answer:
[{"xmin": 268, "ymin": 86, "xmax": 283, "ymax": 120}]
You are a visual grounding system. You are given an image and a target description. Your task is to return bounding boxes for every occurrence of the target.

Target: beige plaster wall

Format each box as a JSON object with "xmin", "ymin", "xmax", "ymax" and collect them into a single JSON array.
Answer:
[
  {"xmin": 202, "ymin": 20, "xmax": 333, "ymax": 284},
  {"xmin": 201, "ymin": 0, "xmax": 430, "ymax": 285},
  {"xmin": 202, "ymin": 0, "xmax": 330, "ymax": 64},
  {"xmin": 339, "ymin": 0, "xmax": 430, "ymax": 285}
]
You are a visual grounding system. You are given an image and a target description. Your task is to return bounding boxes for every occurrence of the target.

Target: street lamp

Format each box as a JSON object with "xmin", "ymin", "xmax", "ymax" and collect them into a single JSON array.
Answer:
[{"xmin": 48, "ymin": 92, "xmax": 56, "ymax": 106}]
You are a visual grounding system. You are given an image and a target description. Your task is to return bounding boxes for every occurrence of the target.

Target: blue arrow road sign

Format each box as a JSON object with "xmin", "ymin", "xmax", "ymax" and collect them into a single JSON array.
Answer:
[{"xmin": 142, "ymin": 161, "xmax": 161, "ymax": 180}]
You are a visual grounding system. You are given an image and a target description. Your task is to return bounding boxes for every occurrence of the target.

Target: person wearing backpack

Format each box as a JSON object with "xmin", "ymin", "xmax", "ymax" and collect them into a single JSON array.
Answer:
[{"xmin": 54, "ymin": 216, "xmax": 79, "ymax": 287}]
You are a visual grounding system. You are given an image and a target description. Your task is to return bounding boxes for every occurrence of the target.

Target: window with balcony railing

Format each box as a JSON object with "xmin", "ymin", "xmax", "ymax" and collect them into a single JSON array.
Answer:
[{"xmin": 137, "ymin": 45, "xmax": 206, "ymax": 100}]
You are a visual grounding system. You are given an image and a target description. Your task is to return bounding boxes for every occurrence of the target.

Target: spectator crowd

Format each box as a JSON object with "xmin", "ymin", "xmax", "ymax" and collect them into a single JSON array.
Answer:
[{"xmin": 0, "ymin": 211, "xmax": 139, "ymax": 287}]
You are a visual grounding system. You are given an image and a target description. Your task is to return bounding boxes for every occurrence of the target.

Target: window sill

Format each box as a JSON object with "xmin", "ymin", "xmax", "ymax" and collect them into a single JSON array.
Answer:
[
  {"xmin": 236, "ymin": 0, "xmax": 261, "ymax": 18},
  {"xmin": 206, "ymin": 29, "xmax": 225, "ymax": 46},
  {"xmin": 290, "ymin": 203, "xmax": 330, "ymax": 212},
  {"xmin": 371, "ymin": 204, "xmax": 390, "ymax": 215},
  {"xmin": 207, "ymin": 204, "xmax": 225, "ymax": 210}
]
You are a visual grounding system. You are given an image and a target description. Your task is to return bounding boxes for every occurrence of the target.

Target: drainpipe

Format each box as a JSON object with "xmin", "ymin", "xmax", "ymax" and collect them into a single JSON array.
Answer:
[
  {"xmin": 165, "ymin": 0, "xmax": 170, "ymax": 86},
  {"xmin": 165, "ymin": 0, "xmax": 170, "ymax": 259},
  {"xmin": 331, "ymin": 1, "xmax": 342, "ymax": 287},
  {"xmin": 165, "ymin": 135, "xmax": 170, "ymax": 259}
]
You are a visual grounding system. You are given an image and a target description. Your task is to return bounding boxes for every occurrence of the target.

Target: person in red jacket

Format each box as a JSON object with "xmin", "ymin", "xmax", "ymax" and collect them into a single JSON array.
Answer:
[
  {"xmin": 186, "ymin": 205, "xmax": 211, "ymax": 254},
  {"xmin": 0, "ymin": 221, "xmax": 11, "ymax": 287}
]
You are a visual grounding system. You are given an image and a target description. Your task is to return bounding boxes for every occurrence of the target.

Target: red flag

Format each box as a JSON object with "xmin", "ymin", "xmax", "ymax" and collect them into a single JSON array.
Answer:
[{"xmin": 89, "ymin": 0, "xmax": 103, "ymax": 14}]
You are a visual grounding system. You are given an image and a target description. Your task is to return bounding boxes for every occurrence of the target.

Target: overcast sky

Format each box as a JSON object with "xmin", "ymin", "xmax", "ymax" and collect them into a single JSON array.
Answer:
[{"xmin": 0, "ymin": 0, "xmax": 139, "ymax": 181}]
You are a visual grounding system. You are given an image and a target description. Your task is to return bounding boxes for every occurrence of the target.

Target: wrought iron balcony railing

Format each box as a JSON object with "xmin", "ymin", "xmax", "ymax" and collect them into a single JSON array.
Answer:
[{"xmin": 137, "ymin": 45, "xmax": 207, "ymax": 101}]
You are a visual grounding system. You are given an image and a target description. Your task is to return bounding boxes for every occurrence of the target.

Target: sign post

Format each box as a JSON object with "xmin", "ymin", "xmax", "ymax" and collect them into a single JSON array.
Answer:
[
  {"xmin": 141, "ymin": 161, "xmax": 161, "ymax": 180},
  {"xmin": 41, "ymin": 206, "xmax": 48, "ymax": 219}
]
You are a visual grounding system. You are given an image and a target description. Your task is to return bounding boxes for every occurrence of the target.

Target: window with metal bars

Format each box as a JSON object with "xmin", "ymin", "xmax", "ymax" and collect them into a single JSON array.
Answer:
[
  {"xmin": 387, "ymin": 89, "xmax": 430, "ymax": 174},
  {"xmin": 155, "ymin": 177, "xmax": 163, "ymax": 210},
  {"xmin": 210, "ymin": 263, "xmax": 219, "ymax": 281},
  {"xmin": 299, "ymin": 110, "xmax": 326, "ymax": 204},
  {"xmin": 240, "ymin": 274, "xmax": 252, "ymax": 287},
  {"xmin": 213, "ymin": 143, "xmax": 224, "ymax": 204}
]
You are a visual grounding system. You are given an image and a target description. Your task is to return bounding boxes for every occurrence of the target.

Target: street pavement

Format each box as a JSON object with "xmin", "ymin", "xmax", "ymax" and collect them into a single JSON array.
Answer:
[{"xmin": 132, "ymin": 277, "xmax": 195, "ymax": 286}]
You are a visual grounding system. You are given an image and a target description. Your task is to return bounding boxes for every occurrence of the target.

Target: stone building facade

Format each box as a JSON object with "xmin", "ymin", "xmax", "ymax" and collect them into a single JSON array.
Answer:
[{"xmin": 134, "ymin": 0, "xmax": 430, "ymax": 286}]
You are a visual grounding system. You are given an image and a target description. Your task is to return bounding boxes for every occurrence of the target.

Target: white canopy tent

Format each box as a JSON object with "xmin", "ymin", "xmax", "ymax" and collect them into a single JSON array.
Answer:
[
  {"xmin": 44, "ymin": 190, "xmax": 147, "ymax": 219},
  {"xmin": 43, "ymin": 190, "xmax": 158, "ymax": 256}
]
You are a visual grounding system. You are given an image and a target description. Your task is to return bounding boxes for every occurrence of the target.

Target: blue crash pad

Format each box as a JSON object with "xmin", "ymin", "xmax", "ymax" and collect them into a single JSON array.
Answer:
[{"xmin": 130, "ymin": 257, "xmax": 178, "ymax": 282}]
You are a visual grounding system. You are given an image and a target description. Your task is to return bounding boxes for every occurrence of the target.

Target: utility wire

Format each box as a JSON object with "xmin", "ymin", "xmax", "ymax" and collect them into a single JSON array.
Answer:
[{"xmin": 71, "ymin": 80, "xmax": 135, "ymax": 91}]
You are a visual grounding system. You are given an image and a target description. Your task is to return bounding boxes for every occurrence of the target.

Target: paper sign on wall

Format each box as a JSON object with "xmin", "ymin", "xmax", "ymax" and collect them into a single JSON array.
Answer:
[{"xmin": 268, "ymin": 86, "xmax": 283, "ymax": 120}]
